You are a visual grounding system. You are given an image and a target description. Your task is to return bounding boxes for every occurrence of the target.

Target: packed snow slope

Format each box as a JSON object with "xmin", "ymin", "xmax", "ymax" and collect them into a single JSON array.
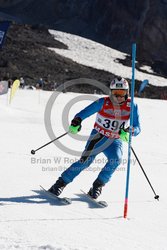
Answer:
[{"xmin": 0, "ymin": 89, "xmax": 167, "ymax": 250}]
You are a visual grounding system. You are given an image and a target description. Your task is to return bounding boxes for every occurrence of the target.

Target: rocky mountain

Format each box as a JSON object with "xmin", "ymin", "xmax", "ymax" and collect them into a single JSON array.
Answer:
[
  {"xmin": 0, "ymin": 24, "xmax": 116, "ymax": 93},
  {"xmin": 0, "ymin": 0, "xmax": 167, "ymax": 77},
  {"xmin": 0, "ymin": 0, "xmax": 167, "ymax": 99}
]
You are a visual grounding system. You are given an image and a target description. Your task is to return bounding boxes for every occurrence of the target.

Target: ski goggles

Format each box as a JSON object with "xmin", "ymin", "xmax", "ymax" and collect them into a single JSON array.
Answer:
[{"xmin": 111, "ymin": 89, "xmax": 127, "ymax": 97}]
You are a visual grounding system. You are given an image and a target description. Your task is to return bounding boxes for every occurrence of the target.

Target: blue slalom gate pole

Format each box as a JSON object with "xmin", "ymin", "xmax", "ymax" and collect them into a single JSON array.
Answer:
[{"xmin": 123, "ymin": 43, "xmax": 136, "ymax": 218}]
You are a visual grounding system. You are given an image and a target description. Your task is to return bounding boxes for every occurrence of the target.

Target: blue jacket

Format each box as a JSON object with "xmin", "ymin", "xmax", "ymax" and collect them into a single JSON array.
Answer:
[{"xmin": 75, "ymin": 97, "xmax": 141, "ymax": 136}]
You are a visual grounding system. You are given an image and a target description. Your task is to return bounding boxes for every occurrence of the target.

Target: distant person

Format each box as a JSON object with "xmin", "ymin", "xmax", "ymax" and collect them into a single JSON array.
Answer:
[
  {"xmin": 37, "ymin": 78, "xmax": 44, "ymax": 89},
  {"xmin": 8, "ymin": 78, "xmax": 13, "ymax": 88},
  {"xmin": 54, "ymin": 82, "xmax": 58, "ymax": 90},
  {"xmin": 48, "ymin": 77, "xmax": 141, "ymax": 199},
  {"xmin": 20, "ymin": 77, "xmax": 25, "ymax": 89}
]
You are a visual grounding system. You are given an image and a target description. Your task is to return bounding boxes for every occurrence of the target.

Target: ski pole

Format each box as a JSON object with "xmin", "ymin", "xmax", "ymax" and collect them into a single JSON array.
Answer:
[
  {"xmin": 131, "ymin": 146, "xmax": 159, "ymax": 200},
  {"xmin": 123, "ymin": 43, "xmax": 136, "ymax": 219},
  {"xmin": 31, "ymin": 132, "xmax": 68, "ymax": 155}
]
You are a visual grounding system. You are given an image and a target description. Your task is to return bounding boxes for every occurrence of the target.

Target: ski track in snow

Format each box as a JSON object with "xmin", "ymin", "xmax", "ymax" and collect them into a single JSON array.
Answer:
[{"xmin": 0, "ymin": 89, "xmax": 167, "ymax": 250}]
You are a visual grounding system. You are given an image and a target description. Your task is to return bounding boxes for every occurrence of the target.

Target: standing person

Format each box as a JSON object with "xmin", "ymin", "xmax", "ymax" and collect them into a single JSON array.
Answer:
[
  {"xmin": 20, "ymin": 77, "xmax": 25, "ymax": 89},
  {"xmin": 48, "ymin": 77, "xmax": 141, "ymax": 199}
]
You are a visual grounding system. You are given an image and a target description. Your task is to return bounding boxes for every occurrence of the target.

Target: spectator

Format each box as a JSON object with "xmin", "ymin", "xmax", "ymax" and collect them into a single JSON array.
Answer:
[{"xmin": 20, "ymin": 77, "xmax": 25, "ymax": 89}]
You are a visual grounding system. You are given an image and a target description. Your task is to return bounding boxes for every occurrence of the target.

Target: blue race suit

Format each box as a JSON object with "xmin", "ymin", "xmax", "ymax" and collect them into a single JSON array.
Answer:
[{"xmin": 61, "ymin": 97, "xmax": 141, "ymax": 185}]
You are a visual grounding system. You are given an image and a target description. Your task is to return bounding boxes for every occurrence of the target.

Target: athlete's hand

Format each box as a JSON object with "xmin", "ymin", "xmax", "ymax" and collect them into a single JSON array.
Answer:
[
  {"xmin": 119, "ymin": 129, "xmax": 129, "ymax": 142},
  {"xmin": 69, "ymin": 117, "xmax": 82, "ymax": 134}
]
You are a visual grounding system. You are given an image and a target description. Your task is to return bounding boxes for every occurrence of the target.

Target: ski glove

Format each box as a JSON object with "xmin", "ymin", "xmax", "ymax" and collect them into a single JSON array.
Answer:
[
  {"xmin": 119, "ymin": 129, "xmax": 129, "ymax": 143},
  {"xmin": 69, "ymin": 117, "xmax": 82, "ymax": 134}
]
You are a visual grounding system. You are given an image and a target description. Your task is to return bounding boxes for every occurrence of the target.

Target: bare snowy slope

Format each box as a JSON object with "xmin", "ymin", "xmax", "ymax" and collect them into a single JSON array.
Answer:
[
  {"xmin": 0, "ymin": 89, "xmax": 167, "ymax": 250},
  {"xmin": 49, "ymin": 30, "xmax": 167, "ymax": 87}
]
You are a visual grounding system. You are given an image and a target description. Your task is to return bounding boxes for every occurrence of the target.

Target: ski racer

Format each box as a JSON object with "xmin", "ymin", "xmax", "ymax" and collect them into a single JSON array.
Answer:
[{"xmin": 48, "ymin": 77, "xmax": 141, "ymax": 199}]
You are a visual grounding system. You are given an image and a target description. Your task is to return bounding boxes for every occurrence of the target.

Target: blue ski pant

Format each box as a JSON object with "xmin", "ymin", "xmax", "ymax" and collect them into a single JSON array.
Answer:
[{"xmin": 61, "ymin": 129, "xmax": 123, "ymax": 185}]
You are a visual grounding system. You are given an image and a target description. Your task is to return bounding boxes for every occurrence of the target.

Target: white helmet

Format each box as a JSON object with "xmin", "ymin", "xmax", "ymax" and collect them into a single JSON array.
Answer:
[
  {"xmin": 110, "ymin": 77, "xmax": 129, "ymax": 90},
  {"xmin": 109, "ymin": 77, "xmax": 129, "ymax": 102}
]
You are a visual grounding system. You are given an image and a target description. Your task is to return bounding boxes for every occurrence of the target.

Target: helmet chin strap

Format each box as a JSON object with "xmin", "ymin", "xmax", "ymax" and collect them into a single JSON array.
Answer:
[
  {"xmin": 125, "ymin": 94, "xmax": 128, "ymax": 100},
  {"xmin": 119, "ymin": 94, "xmax": 128, "ymax": 104},
  {"xmin": 118, "ymin": 100, "xmax": 125, "ymax": 104},
  {"xmin": 117, "ymin": 100, "xmax": 126, "ymax": 105}
]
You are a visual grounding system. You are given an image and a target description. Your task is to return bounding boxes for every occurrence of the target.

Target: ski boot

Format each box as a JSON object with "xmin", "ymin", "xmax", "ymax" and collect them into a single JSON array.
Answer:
[
  {"xmin": 88, "ymin": 179, "xmax": 104, "ymax": 199},
  {"xmin": 48, "ymin": 177, "xmax": 67, "ymax": 196}
]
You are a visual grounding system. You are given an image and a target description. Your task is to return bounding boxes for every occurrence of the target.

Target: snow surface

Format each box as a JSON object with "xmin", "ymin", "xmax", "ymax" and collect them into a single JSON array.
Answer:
[
  {"xmin": 49, "ymin": 30, "xmax": 167, "ymax": 87},
  {"xmin": 0, "ymin": 88, "xmax": 167, "ymax": 250}
]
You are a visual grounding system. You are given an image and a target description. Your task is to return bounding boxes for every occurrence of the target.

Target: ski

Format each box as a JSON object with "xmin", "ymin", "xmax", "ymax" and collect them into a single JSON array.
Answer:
[
  {"xmin": 40, "ymin": 185, "xmax": 72, "ymax": 205},
  {"xmin": 80, "ymin": 189, "xmax": 108, "ymax": 208}
]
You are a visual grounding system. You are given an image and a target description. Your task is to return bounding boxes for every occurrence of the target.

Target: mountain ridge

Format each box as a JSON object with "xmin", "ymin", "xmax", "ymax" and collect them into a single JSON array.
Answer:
[
  {"xmin": 0, "ymin": 1, "xmax": 167, "ymax": 99},
  {"xmin": 0, "ymin": 0, "xmax": 167, "ymax": 77}
]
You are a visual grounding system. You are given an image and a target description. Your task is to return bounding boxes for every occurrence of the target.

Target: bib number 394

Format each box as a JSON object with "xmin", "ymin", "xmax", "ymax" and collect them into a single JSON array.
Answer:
[{"xmin": 103, "ymin": 119, "xmax": 125, "ymax": 131}]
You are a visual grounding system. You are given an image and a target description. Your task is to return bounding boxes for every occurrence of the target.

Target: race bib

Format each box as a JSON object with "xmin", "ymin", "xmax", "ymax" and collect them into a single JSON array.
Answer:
[{"xmin": 94, "ymin": 113, "xmax": 129, "ymax": 138}]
